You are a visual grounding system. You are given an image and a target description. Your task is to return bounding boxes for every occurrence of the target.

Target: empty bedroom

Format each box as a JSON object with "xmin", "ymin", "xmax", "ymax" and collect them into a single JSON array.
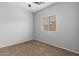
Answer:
[{"xmin": 0, "ymin": 1, "xmax": 79, "ymax": 56}]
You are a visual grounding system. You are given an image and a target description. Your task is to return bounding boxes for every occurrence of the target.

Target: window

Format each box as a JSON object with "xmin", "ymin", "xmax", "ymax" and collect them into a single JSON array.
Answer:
[{"xmin": 43, "ymin": 15, "xmax": 56, "ymax": 31}]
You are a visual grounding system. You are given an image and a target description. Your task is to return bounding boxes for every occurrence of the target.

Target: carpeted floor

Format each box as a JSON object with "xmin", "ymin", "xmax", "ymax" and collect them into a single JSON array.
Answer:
[{"xmin": 0, "ymin": 40, "xmax": 78, "ymax": 56}]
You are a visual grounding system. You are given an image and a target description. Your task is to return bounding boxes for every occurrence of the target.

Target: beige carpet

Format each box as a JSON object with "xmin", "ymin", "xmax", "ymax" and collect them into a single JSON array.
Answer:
[{"xmin": 0, "ymin": 40, "xmax": 78, "ymax": 56}]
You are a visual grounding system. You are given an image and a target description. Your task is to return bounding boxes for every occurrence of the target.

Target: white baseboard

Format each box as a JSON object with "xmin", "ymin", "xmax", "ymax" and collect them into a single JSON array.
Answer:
[
  {"xmin": 0, "ymin": 39, "xmax": 33, "ymax": 48},
  {"xmin": 36, "ymin": 39, "xmax": 79, "ymax": 54},
  {"xmin": 0, "ymin": 39, "xmax": 79, "ymax": 54}
]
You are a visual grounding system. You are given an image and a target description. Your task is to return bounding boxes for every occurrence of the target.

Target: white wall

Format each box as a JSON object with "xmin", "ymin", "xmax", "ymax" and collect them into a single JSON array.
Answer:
[
  {"xmin": 0, "ymin": 2, "xmax": 33, "ymax": 47},
  {"xmin": 34, "ymin": 2, "xmax": 79, "ymax": 53}
]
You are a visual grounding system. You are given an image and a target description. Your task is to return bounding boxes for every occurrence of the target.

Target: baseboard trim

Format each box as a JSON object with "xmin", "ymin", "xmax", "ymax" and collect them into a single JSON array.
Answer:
[
  {"xmin": 0, "ymin": 39, "xmax": 79, "ymax": 55},
  {"xmin": 0, "ymin": 39, "xmax": 33, "ymax": 48},
  {"xmin": 36, "ymin": 40, "xmax": 79, "ymax": 55}
]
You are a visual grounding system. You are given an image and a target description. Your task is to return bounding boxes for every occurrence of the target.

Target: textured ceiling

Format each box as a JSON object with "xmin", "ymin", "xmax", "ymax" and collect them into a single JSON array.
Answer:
[
  {"xmin": 14, "ymin": 2, "xmax": 55, "ymax": 13},
  {"xmin": 2, "ymin": 2, "xmax": 55, "ymax": 13}
]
